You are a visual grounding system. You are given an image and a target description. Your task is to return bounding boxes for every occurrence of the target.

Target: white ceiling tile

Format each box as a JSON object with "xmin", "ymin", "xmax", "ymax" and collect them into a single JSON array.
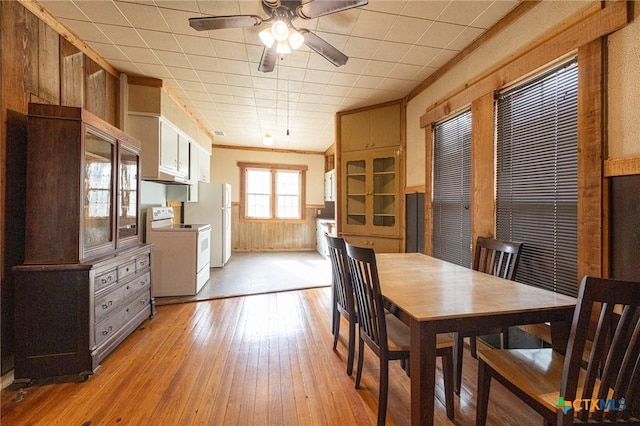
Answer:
[
  {"xmin": 417, "ymin": 21, "xmax": 465, "ymax": 49},
  {"xmin": 224, "ymin": 74, "xmax": 253, "ymax": 87},
  {"xmin": 227, "ymin": 86, "xmax": 254, "ymax": 98},
  {"xmin": 167, "ymin": 67, "xmax": 199, "ymax": 81},
  {"xmin": 218, "ymin": 58, "xmax": 252, "ymax": 75},
  {"xmin": 196, "ymin": 70, "xmax": 225, "ymax": 84},
  {"xmin": 155, "ymin": 1, "xmax": 200, "ymax": 13},
  {"xmin": 343, "ymin": 37, "xmax": 382, "ymax": 59},
  {"xmin": 351, "ymin": 10, "xmax": 397, "ymax": 40},
  {"xmin": 329, "ymin": 72, "xmax": 359, "ymax": 87},
  {"xmin": 304, "ymin": 69, "xmax": 333, "ymax": 85},
  {"xmin": 438, "ymin": 1, "xmax": 494, "ymax": 26},
  {"xmin": 74, "ymin": 1, "xmax": 129, "ymax": 26},
  {"xmin": 400, "ymin": 45, "xmax": 442, "ymax": 66},
  {"xmin": 389, "ymin": 63, "xmax": 423, "ymax": 80},
  {"xmin": 314, "ymin": 8, "xmax": 360, "ymax": 34},
  {"xmin": 97, "ymin": 24, "xmax": 146, "ymax": 47},
  {"xmin": 204, "ymin": 83, "xmax": 231, "ymax": 95},
  {"xmin": 154, "ymin": 50, "xmax": 190, "ymax": 67},
  {"xmin": 362, "ymin": 60, "xmax": 395, "ymax": 78},
  {"xmin": 372, "ymin": 41, "xmax": 411, "ymax": 63},
  {"xmin": 115, "ymin": 2, "xmax": 171, "ymax": 32},
  {"xmin": 428, "ymin": 49, "xmax": 459, "ymax": 69},
  {"xmin": 385, "ymin": 16, "xmax": 432, "ymax": 44},
  {"xmin": 447, "ymin": 27, "xmax": 486, "ymax": 50},
  {"xmin": 59, "ymin": 19, "xmax": 110, "ymax": 44},
  {"xmin": 44, "ymin": 1, "xmax": 86, "ymax": 20},
  {"xmin": 400, "ymin": 1, "xmax": 450, "ymax": 20},
  {"xmin": 178, "ymin": 80, "xmax": 206, "ymax": 91},
  {"xmin": 189, "ymin": 55, "xmax": 222, "ymax": 72},
  {"xmin": 118, "ymin": 46, "xmax": 161, "ymax": 64},
  {"xmin": 365, "ymin": 0, "xmax": 406, "ymax": 14},
  {"xmin": 175, "ymin": 34, "xmax": 215, "ymax": 56},
  {"xmin": 136, "ymin": 63, "xmax": 173, "ymax": 79},
  {"xmin": 160, "ymin": 7, "xmax": 208, "ymax": 36},
  {"xmin": 137, "ymin": 29, "xmax": 181, "ymax": 51},
  {"xmin": 472, "ymin": 1, "xmax": 520, "ymax": 28},
  {"xmin": 184, "ymin": 90, "xmax": 211, "ymax": 102},
  {"xmin": 210, "ymin": 40, "xmax": 249, "ymax": 61},
  {"xmin": 354, "ymin": 75, "xmax": 384, "ymax": 89},
  {"xmin": 87, "ymin": 42, "xmax": 129, "ymax": 62}
]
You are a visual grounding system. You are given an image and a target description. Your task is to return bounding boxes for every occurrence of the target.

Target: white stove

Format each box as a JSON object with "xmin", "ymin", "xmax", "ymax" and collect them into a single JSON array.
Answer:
[{"xmin": 146, "ymin": 207, "xmax": 211, "ymax": 297}]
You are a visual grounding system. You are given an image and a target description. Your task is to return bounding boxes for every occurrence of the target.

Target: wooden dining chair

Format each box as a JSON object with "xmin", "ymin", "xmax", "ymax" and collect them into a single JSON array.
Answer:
[
  {"xmin": 454, "ymin": 236, "xmax": 523, "ymax": 394},
  {"xmin": 326, "ymin": 233, "xmax": 358, "ymax": 376},
  {"xmin": 476, "ymin": 276, "xmax": 640, "ymax": 425},
  {"xmin": 345, "ymin": 242, "xmax": 455, "ymax": 425}
]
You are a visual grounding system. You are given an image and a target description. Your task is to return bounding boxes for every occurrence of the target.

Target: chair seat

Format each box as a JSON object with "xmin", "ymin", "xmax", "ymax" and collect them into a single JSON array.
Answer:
[
  {"xmin": 386, "ymin": 313, "xmax": 454, "ymax": 352},
  {"xmin": 477, "ymin": 348, "xmax": 596, "ymax": 414}
]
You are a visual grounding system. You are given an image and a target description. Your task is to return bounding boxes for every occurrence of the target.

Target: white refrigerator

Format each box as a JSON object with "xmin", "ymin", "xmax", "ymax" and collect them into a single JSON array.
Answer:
[{"xmin": 183, "ymin": 182, "xmax": 231, "ymax": 267}]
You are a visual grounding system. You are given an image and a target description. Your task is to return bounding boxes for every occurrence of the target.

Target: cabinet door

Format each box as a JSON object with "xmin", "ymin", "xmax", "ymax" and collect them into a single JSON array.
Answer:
[
  {"xmin": 340, "ymin": 111, "xmax": 370, "ymax": 152},
  {"xmin": 341, "ymin": 150, "xmax": 399, "ymax": 237},
  {"xmin": 198, "ymin": 146, "xmax": 211, "ymax": 182},
  {"xmin": 118, "ymin": 144, "xmax": 140, "ymax": 246},
  {"xmin": 369, "ymin": 104, "xmax": 401, "ymax": 149},
  {"xmin": 177, "ymin": 134, "xmax": 190, "ymax": 176},
  {"xmin": 160, "ymin": 121, "xmax": 178, "ymax": 172},
  {"xmin": 83, "ymin": 128, "xmax": 116, "ymax": 258}
]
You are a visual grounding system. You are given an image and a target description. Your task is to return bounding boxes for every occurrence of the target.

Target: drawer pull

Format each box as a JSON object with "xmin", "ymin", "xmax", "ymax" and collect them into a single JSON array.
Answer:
[
  {"xmin": 101, "ymin": 301, "xmax": 112, "ymax": 310},
  {"xmin": 101, "ymin": 276, "xmax": 113, "ymax": 284},
  {"xmin": 101, "ymin": 326, "xmax": 113, "ymax": 336}
]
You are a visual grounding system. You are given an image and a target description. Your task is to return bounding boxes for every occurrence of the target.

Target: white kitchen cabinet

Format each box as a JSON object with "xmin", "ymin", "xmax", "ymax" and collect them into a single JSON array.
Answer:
[
  {"xmin": 324, "ymin": 169, "xmax": 336, "ymax": 202},
  {"xmin": 198, "ymin": 146, "xmax": 211, "ymax": 183},
  {"xmin": 159, "ymin": 119, "xmax": 189, "ymax": 179}
]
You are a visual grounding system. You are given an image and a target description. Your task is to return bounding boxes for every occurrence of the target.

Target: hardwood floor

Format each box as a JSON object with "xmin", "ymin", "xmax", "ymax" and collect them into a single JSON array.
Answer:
[{"xmin": 1, "ymin": 287, "xmax": 542, "ymax": 425}]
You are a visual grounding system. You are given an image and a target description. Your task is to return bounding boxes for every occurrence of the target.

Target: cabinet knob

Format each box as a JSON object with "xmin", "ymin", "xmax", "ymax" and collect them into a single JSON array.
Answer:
[{"xmin": 101, "ymin": 300, "xmax": 112, "ymax": 310}]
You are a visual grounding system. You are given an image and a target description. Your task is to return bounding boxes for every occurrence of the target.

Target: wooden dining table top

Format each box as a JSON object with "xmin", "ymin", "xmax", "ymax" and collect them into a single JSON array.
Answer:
[{"xmin": 375, "ymin": 252, "xmax": 577, "ymax": 325}]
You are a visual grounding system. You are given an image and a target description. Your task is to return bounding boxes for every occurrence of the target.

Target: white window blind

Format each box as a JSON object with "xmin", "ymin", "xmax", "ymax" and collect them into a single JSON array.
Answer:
[
  {"xmin": 432, "ymin": 109, "xmax": 472, "ymax": 267},
  {"xmin": 496, "ymin": 60, "xmax": 578, "ymax": 297}
]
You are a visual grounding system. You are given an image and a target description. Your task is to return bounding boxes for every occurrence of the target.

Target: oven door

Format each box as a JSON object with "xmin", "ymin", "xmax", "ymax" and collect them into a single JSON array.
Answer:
[{"xmin": 197, "ymin": 228, "xmax": 211, "ymax": 272}]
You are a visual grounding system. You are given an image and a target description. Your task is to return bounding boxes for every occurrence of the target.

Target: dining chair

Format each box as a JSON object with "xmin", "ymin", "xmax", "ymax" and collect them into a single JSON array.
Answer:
[
  {"xmin": 476, "ymin": 276, "xmax": 640, "ymax": 425},
  {"xmin": 325, "ymin": 233, "xmax": 358, "ymax": 376},
  {"xmin": 454, "ymin": 236, "xmax": 523, "ymax": 394},
  {"xmin": 345, "ymin": 242, "xmax": 455, "ymax": 425}
]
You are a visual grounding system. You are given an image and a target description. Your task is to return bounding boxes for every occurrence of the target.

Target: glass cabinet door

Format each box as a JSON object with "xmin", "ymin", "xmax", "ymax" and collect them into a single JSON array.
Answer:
[
  {"xmin": 118, "ymin": 145, "xmax": 139, "ymax": 242},
  {"xmin": 372, "ymin": 157, "xmax": 395, "ymax": 227},
  {"xmin": 84, "ymin": 130, "xmax": 115, "ymax": 253},
  {"xmin": 345, "ymin": 160, "xmax": 366, "ymax": 226}
]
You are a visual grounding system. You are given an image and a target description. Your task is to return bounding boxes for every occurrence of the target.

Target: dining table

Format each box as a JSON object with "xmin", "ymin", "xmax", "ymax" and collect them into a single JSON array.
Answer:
[{"xmin": 375, "ymin": 253, "xmax": 578, "ymax": 426}]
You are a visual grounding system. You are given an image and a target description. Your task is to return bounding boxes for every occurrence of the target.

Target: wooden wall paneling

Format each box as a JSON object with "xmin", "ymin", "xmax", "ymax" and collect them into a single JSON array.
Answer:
[
  {"xmin": 423, "ymin": 124, "xmax": 433, "ymax": 255},
  {"xmin": 471, "ymin": 93, "xmax": 496, "ymax": 245},
  {"xmin": 105, "ymin": 72, "xmax": 119, "ymax": 127},
  {"xmin": 37, "ymin": 20, "xmax": 60, "ymax": 105},
  {"xmin": 577, "ymin": 38, "xmax": 604, "ymax": 284},
  {"xmin": 1, "ymin": 0, "xmax": 40, "ymax": 374},
  {"xmin": 60, "ymin": 37, "xmax": 84, "ymax": 108},
  {"xmin": 84, "ymin": 56, "xmax": 106, "ymax": 121},
  {"xmin": 604, "ymin": 155, "xmax": 640, "ymax": 177}
]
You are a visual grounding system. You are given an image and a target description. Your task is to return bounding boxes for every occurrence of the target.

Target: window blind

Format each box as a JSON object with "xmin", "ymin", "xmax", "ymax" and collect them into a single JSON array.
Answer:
[
  {"xmin": 432, "ymin": 109, "xmax": 472, "ymax": 267},
  {"xmin": 496, "ymin": 60, "xmax": 578, "ymax": 297}
]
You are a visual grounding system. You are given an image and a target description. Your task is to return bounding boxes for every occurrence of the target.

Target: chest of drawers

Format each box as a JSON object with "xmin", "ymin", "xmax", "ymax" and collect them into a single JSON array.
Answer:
[{"xmin": 13, "ymin": 244, "xmax": 154, "ymax": 381}]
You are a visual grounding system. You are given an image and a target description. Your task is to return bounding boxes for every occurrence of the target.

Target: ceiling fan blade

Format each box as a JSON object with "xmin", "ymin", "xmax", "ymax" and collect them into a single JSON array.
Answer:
[
  {"xmin": 299, "ymin": 29, "xmax": 348, "ymax": 67},
  {"xmin": 189, "ymin": 15, "xmax": 262, "ymax": 31},
  {"xmin": 296, "ymin": 0, "xmax": 367, "ymax": 19},
  {"xmin": 258, "ymin": 44, "xmax": 278, "ymax": 73}
]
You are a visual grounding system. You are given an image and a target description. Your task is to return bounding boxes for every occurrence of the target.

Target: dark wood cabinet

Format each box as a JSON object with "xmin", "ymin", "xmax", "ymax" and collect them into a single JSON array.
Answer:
[{"xmin": 14, "ymin": 104, "xmax": 154, "ymax": 381}]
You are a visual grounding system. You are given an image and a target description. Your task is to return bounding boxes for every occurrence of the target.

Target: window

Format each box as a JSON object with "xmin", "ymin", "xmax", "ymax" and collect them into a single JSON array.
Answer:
[
  {"xmin": 239, "ymin": 162, "xmax": 307, "ymax": 220},
  {"xmin": 496, "ymin": 60, "xmax": 578, "ymax": 297},
  {"xmin": 432, "ymin": 109, "xmax": 472, "ymax": 267}
]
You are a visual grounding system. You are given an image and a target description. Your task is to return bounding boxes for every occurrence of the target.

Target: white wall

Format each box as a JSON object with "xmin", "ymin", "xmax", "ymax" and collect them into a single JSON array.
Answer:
[{"xmin": 210, "ymin": 147, "xmax": 326, "ymax": 205}]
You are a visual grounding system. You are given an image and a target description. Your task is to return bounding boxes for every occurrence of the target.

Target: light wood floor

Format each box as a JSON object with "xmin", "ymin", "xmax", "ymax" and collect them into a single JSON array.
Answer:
[{"xmin": 1, "ymin": 287, "xmax": 542, "ymax": 425}]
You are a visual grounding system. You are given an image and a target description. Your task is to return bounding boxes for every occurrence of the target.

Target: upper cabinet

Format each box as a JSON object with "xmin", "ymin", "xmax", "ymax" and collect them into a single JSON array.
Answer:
[
  {"xmin": 325, "ymin": 169, "xmax": 336, "ymax": 202},
  {"xmin": 25, "ymin": 103, "xmax": 142, "ymax": 263},
  {"xmin": 159, "ymin": 119, "xmax": 189, "ymax": 178},
  {"xmin": 340, "ymin": 103, "xmax": 401, "ymax": 152}
]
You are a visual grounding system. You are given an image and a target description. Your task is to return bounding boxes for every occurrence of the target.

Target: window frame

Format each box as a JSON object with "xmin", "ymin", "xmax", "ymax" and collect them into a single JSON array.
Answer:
[{"xmin": 238, "ymin": 162, "xmax": 307, "ymax": 222}]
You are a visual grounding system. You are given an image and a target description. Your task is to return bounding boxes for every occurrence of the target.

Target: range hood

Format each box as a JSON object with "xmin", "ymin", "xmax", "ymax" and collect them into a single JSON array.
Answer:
[{"xmin": 142, "ymin": 170, "xmax": 190, "ymax": 185}]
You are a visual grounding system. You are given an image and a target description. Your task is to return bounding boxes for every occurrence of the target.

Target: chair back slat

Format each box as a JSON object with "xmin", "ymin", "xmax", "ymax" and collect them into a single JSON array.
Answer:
[
  {"xmin": 345, "ymin": 243, "xmax": 387, "ymax": 357},
  {"xmin": 559, "ymin": 276, "xmax": 640, "ymax": 424},
  {"xmin": 325, "ymin": 234, "xmax": 355, "ymax": 320},
  {"xmin": 473, "ymin": 236, "xmax": 523, "ymax": 281}
]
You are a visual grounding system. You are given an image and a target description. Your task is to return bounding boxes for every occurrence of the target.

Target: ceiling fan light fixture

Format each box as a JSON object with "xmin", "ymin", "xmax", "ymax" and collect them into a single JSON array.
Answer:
[
  {"xmin": 271, "ymin": 20, "xmax": 289, "ymax": 41},
  {"xmin": 259, "ymin": 28, "xmax": 275, "ymax": 48},
  {"xmin": 277, "ymin": 40, "xmax": 291, "ymax": 54},
  {"xmin": 288, "ymin": 29, "xmax": 304, "ymax": 50}
]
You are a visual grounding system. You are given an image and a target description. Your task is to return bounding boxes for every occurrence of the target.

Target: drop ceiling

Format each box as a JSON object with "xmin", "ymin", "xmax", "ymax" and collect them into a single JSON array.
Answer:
[{"xmin": 37, "ymin": 0, "xmax": 520, "ymax": 152}]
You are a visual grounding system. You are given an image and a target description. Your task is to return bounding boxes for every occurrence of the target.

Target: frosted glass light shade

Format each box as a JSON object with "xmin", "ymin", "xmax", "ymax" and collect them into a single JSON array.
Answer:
[
  {"xmin": 259, "ymin": 29, "xmax": 275, "ymax": 48},
  {"xmin": 288, "ymin": 29, "xmax": 304, "ymax": 50},
  {"xmin": 271, "ymin": 21, "xmax": 289, "ymax": 41}
]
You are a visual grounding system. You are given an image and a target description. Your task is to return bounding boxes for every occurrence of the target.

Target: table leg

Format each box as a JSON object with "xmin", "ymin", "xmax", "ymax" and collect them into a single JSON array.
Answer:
[
  {"xmin": 410, "ymin": 320, "xmax": 437, "ymax": 426},
  {"xmin": 550, "ymin": 310, "xmax": 573, "ymax": 354}
]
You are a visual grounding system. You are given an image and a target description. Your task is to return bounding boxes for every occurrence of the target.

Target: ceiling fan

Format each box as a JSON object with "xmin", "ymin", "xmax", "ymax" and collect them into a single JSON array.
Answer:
[{"xmin": 189, "ymin": 0, "xmax": 368, "ymax": 73}]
